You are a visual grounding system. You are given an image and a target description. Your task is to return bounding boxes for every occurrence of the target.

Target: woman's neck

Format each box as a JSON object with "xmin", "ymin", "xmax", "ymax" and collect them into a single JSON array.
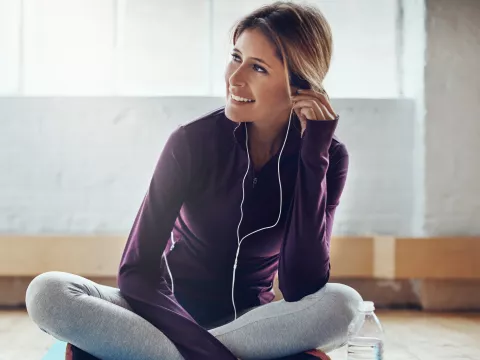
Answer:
[{"xmin": 248, "ymin": 120, "xmax": 288, "ymax": 171}]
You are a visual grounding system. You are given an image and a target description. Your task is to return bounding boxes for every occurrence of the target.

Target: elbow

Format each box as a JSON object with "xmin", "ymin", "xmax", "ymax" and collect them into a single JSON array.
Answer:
[
  {"xmin": 280, "ymin": 283, "xmax": 322, "ymax": 303},
  {"xmin": 279, "ymin": 270, "xmax": 330, "ymax": 302},
  {"xmin": 281, "ymin": 289, "xmax": 304, "ymax": 303}
]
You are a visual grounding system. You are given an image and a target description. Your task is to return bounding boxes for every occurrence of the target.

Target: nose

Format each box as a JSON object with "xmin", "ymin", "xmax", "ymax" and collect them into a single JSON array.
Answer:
[{"xmin": 228, "ymin": 65, "xmax": 247, "ymax": 88}]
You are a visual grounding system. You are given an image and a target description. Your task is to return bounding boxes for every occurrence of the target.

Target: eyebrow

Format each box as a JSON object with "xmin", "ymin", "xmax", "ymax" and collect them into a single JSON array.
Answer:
[{"xmin": 233, "ymin": 48, "xmax": 272, "ymax": 69}]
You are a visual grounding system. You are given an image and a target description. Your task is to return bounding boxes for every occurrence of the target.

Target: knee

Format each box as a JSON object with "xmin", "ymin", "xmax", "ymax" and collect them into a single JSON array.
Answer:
[
  {"xmin": 326, "ymin": 283, "xmax": 363, "ymax": 334},
  {"xmin": 307, "ymin": 284, "xmax": 363, "ymax": 352},
  {"xmin": 25, "ymin": 271, "xmax": 74, "ymax": 332}
]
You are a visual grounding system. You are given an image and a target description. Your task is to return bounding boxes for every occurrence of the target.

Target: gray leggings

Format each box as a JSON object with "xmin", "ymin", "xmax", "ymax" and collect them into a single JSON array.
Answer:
[{"xmin": 26, "ymin": 271, "xmax": 362, "ymax": 360}]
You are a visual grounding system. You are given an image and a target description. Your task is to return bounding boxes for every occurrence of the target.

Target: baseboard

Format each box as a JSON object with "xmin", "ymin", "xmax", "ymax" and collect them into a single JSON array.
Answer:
[{"xmin": 0, "ymin": 235, "xmax": 125, "ymax": 277}]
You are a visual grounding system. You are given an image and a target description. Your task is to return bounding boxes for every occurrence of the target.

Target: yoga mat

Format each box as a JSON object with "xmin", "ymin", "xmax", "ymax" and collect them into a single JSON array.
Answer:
[{"xmin": 42, "ymin": 341, "xmax": 67, "ymax": 359}]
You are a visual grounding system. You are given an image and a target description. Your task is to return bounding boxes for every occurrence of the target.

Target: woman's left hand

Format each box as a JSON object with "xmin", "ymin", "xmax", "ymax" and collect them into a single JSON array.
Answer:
[{"xmin": 291, "ymin": 89, "xmax": 337, "ymax": 135}]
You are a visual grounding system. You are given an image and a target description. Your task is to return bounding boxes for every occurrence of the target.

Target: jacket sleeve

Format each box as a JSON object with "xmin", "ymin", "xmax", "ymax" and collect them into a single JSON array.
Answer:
[
  {"xmin": 278, "ymin": 118, "xmax": 349, "ymax": 302},
  {"xmin": 118, "ymin": 126, "xmax": 237, "ymax": 360}
]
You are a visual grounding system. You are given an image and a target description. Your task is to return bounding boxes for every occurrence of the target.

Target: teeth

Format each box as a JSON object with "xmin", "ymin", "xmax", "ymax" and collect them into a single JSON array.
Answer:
[{"xmin": 231, "ymin": 94, "xmax": 254, "ymax": 103}]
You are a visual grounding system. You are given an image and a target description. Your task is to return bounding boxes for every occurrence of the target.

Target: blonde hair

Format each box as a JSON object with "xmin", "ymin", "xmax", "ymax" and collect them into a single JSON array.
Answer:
[{"xmin": 231, "ymin": 1, "xmax": 333, "ymax": 98}]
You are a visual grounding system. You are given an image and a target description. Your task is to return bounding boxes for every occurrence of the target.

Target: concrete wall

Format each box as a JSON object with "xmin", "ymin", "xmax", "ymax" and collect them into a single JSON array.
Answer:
[
  {"xmin": 424, "ymin": 0, "xmax": 480, "ymax": 235},
  {"xmin": 0, "ymin": 98, "xmax": 416, "ymax": 236}
]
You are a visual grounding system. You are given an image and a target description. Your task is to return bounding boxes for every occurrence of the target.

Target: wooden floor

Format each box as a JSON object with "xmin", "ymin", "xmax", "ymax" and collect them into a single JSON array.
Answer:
[{"xmin": 0, "ymin": 309, "xmax": 479, "ymax": 360}]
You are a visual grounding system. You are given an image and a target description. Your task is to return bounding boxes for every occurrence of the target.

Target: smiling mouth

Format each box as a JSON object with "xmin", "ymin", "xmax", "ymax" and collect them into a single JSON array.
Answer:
[{"xmin": 230, "ymin": 94, "xmax": 255, "ymax": 103}]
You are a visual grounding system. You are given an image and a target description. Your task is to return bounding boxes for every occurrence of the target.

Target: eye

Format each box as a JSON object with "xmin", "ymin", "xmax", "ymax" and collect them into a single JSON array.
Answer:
[
  {"xmin": 253, "ymin": 64, "xmax": 267, "ymax": 74},
  {"xmin": 231, "ymin": 53, "xmax": 241, "ymax": 62},
  {"xmin": 230, "ymin": 53, "xmax": 267, "ymax": 74}
]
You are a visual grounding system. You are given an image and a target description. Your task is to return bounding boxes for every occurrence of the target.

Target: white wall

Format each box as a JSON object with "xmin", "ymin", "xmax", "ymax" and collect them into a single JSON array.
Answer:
[
  {"xmin": 0, "ymin": 0, "xmax": 20, "ymax": 94},
  {"xmin": 0, "ymin": 98, "xmax": 416, "ymax": 236},
  {"xmin": 424, "ymin": 0, "xmax": 480, "ymax": 235},
  {"xmin": 0, "ymin": 0, "xmax": 400, "ymax": 98}
]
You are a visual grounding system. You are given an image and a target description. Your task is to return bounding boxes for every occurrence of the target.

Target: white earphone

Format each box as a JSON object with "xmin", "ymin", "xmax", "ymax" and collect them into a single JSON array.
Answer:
[{"xmin": 231, "ymin": 106, "xmax": 295, "ymax": 320}]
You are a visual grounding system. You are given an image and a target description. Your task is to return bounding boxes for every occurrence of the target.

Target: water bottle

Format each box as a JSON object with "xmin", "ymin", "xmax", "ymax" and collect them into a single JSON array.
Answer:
[{"xmin": 347, "ymin": 301, "xmax": 384, "ymax": 360}]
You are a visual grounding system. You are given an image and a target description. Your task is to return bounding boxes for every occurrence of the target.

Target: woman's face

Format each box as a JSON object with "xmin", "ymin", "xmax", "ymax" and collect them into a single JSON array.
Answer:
[{"xmin": 224, "ymin": 28, "xmax": 293, "ymax": 125}]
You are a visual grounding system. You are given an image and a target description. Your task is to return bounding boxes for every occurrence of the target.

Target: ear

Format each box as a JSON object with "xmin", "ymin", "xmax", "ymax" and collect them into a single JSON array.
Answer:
[{"xmin": 290, "ymin": 85, "xmax": 299, "ymax": 97}]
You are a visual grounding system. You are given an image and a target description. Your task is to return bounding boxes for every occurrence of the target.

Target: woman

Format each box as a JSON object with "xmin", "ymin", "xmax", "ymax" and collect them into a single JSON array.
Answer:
[{"xmin": 26, "ymin": 2, "xmax": 362, "ymax": 359}]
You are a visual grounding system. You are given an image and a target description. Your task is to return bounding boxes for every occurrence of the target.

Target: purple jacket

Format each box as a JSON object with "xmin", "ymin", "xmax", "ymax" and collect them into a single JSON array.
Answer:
[{"xmin": 118, "ymin": 107, "xmax": 348, "ymax": 359}]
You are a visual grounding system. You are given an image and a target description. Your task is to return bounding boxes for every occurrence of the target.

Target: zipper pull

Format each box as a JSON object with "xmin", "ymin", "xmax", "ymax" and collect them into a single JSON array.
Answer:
[
  {"xmin": 253, "ymin": 177, "xmax": 258, "ymax": 188},
  {"xmin": 170, "ymin": 231, "xmax": 176, "ymax": 250}
]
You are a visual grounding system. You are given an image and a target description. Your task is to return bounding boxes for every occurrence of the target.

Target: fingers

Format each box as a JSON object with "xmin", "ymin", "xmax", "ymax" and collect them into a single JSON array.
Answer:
[
  {"xmin": 292, "ymin": 99, "xmax": 334, "ymax": 120},
  {"xmin": 292, "ymin": 99, "xmax": 321, "ymax": 120},
  {"xmin": 320, "ymin": 96, "xmax": 336, "ymax": 118},
  {"xmin": 294, "ymin": 89, "xmax": 337, "ymax": 119},
  {"xmin": 293, "ymin": 107, "xmax": 304, "ymax": 122},
  {"xmin": 292, "ymin": 95, "xmax": 335, "ymax": 119}
]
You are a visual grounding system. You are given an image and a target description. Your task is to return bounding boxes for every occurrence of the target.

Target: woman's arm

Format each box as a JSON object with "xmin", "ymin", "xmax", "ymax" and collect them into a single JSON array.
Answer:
[
  {"xmin": 118, "ymin": 127, "xmax": 237, "ymax": 360},
  {"xmin": 278, "ymin": 117, "xmax": 348, "ymax": 302}
]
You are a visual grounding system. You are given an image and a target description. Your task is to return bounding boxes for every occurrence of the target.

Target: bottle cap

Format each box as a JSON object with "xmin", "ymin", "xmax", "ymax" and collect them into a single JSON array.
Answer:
[{"xmin": 360, "ymin": 301, "xmax": 375, "ymax": 312}]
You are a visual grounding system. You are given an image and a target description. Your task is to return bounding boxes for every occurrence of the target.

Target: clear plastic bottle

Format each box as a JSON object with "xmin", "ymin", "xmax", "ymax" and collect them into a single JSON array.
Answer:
[{"xmin": 347, "ymin": 301, "xmax": 384, "ymax": 360}]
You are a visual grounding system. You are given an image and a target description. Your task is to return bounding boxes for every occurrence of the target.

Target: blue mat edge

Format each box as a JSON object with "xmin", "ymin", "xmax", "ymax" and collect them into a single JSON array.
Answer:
[{"xmin": 42, "ymin": 341, "xmax": 67, "ymax": 360}]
